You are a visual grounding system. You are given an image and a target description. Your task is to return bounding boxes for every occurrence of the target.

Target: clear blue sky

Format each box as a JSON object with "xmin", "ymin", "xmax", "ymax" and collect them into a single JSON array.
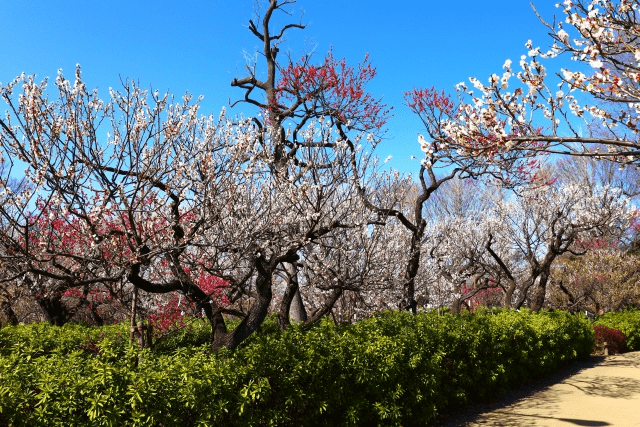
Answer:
[{"xmin": 1, "ymin": 0, "xmax": 565, "ymax": 174}]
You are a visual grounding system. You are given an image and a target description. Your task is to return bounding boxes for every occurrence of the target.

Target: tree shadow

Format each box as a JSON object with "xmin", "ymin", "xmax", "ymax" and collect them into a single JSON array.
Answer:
[{"xmin": 562, "ymin": 374, "xmax": 640, "ymax": 399}]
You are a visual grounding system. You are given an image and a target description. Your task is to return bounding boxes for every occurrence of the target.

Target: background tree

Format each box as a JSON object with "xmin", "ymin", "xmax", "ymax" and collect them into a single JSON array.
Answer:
[
  {"xmin": 371, "ymin": 84, "xmax": 552, "ymax": 314},
  {"xmin": 422, "ymin": 178, "xmax": 506, "ymax": 312},
  {"xmin": 548, "ymin": 238, "xmax": 640, "ymax": 313},
  {"xmin": 424, "ymin": 175, "xmax": 633, "ymax": 311},
  {"xmin": 0, "ymin": 160, "xmax": 31, "ymax": 325}
]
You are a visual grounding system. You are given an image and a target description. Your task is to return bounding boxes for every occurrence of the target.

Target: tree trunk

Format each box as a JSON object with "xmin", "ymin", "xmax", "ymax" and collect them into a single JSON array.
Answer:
[
  {"xmin": 558, "ymin": 280, "xmax": 577, "ymax": 311},
  {"xmin": 287, "ymin": 263, "xmax": 307, "ymax": 323},
  {"xmin": 212, "ymin": 266, "xmax": 273, "ymax": 350},
  {"xmin": 290, "ymin": 288, "xmax": 307, "ymax": 321},
  {"xmin": 38, "ymin": 296, "xmax": 68, "ymax": 326},
  {"xmin": 530, "ymin": 272, "xmax": 550, "ymax": 312},
  {"xmin": 514, "ymin": 275, "xmax": 539, "ymax": 310},
  {"xmin": 450, "ymin": 298, "xmax": 464, "ymax": 314},
  {"xmin": 129, "ymin": 287, "xmax": 138, "ymax": 343},
  {"xmin": 403, "ymin": 227, "xmax": 424, "ymax": 314},
  {"xmin": 277, "ymin": 262, "xmax": 308, "ymax": 331},
  {"xmin": 302, "ymin": 288, "xmax": 343, "ymax": 329},
  {"xmin": 503, "ymin": 280, "xmax": 516, "ymax": 309},
  {"xmin": 0, "ymin": 300, "xmax": 18, "ymax": 326},
  {"xmin": 86, "ymin": 303, "xmax": 104, "ymax": 326}
]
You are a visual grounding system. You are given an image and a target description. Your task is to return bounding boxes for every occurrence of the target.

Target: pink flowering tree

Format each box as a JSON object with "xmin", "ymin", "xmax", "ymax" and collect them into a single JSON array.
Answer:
[
  {"xmin": 2, "ymin": 197, "xmax": 131, "ymax": 326},
  {"xmin": 0, "ymin": 189, "xmax": 231, "ymax": 328},
  {"xmin": 460, "ymin": 280, "xmax": 505, "ymax": 311}
]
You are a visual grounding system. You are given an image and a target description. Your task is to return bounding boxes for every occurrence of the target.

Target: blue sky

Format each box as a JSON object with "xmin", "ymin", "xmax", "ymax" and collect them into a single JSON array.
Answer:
[{"xmin": 1, "ymin": 0, "xmax": 566, "ymax": 174}]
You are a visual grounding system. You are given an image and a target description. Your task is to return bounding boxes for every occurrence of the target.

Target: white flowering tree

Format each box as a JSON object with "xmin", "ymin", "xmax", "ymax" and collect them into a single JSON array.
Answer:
[
  {"xmin": 420, "ymin": 178, "xmax": 504, "ymax": 312},
  {"xmin": 0, "ymin": 162, "xmax": 32, "ymax": 325},
  {"xmin": 296, "ymin": 207, "xmax": 407, "ymax": 323},
  {"xmin": 410, "ymin": 0, "xmax": 640, "ymax": 169},
  {"xmin": 0, "ymin": 70, "xmax": 361, "ymax": 347},
  {"xmin": 425, "ymin": 176, "xmax": 633, "ymax": 311},
  {"xmin": 348, "ymin": 95, "xmax": 540, "ymax": 314},
  {"xmin": 379, "ymin": 80, "xmax": 555, "ymax": 314},
  {"xmin": 537, "ymin": 154, "xmax": 640, "ymax": 313},
  {"xmin": 298, "ymin": 171, "xmax": 423, "ymax": 321}
]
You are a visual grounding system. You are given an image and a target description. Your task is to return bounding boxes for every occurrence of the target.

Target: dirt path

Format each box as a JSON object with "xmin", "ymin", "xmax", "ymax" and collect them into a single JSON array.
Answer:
[{"xmin": 429, "ymin": 351, "xmax": 640, "ymax": 427}]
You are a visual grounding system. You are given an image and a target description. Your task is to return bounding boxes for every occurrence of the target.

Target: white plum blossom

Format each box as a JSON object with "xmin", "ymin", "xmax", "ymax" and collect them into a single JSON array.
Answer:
[
  {"xmin": 557, "ymin": 29, "xmax": 570, "ymax": 43},
  {"xmin": 589, "ymin": 59, "xmax": 603, "ymax": 68},
  {"xmin": 410, "ymin": 0, "xmax": 640, "ymax": 168}
]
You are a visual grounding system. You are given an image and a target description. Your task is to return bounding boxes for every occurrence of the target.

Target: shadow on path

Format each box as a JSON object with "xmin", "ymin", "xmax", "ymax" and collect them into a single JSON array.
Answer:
[
  {"xmin": 562, "ymin": 374, "xmax": 640, "ymax": 399},
  {"xmin": 467, "ymin": 411, "xmax": 611, "ymax": 426},
  {"xmin": 427, "ymin": 356, "xmax": 608, "ymax": 427}
]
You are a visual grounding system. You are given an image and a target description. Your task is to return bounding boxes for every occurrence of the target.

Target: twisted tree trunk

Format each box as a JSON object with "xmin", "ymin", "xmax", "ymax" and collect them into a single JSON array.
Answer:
[{"xmin": 0, "ymin": 300, "xmax": 18, "ymax": 326}]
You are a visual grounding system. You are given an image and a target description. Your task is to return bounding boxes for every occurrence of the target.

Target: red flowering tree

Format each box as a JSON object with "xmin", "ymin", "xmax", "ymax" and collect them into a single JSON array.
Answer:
[
  {"xmin": 2, "ymin": 198, "xmax": 129, "ymax": 326},
  {"xmin": 147, "ymin": 269, "xmax": 229, "ymax": 338},
  {"xmin": 273, "ymin": 49, "xmax": 389, "ymax": 132},
  {"xmin": 0, "ymin": 193, "xmax": 231, "ymax": 328},
  {"xmin": 460, "ymin": 281, "xmax": 505, "ymax": 311},
  {"xmin": 230, "ymin": 0, "xmax": 392, "ymax": 330}
]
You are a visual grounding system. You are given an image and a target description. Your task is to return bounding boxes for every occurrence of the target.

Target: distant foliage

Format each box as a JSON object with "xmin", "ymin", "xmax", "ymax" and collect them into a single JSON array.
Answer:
[{"xmin": 594, "ymin": 308, "xmax": 640, "ymax": 351}]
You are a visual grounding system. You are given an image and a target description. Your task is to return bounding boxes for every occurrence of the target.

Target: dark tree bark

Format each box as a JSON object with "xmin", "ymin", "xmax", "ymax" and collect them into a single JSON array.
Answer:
[
  {"xmin": 302, "ymin": 288, "xmax": 343, "ymax": 329},
  {"xmin": 129, "ymin": 286, "xmax": 139, "ymax": 343},
  {"xmin": 212, "ymin": 254, "xmax": 277, "ymax": 350},
  {"xmin": 0, "ymin": 300, "xmax": 18, "ymax": 326},
  {"xmin": 485, "ymin": 234, "xmax": 517, "ymax": 309},
  {"xmin": 37, "ymin": 295, "xmax": 69, "ymax": 326}
]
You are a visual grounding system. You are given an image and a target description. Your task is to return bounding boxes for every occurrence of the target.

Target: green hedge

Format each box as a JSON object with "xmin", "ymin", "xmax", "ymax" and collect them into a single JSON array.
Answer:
[
  {"xmin": 594, "ymin": 308, "xmax": 640, "ymax": 350},
  {"xmin": 0, "ymin": 319, "xmax": 216, "ymax": 358},
  {"xmin": 0, "ymin": 309, "xmax": 593, "ymax": 426},
  {"xmin": 0, "ymin": 322, "xmax": 129, "ymax": 358}
]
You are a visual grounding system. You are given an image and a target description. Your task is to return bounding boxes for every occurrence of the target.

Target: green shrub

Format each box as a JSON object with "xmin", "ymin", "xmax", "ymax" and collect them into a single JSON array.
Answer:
[
  {"xmin": 594, "ymin": 308, "xmax": 640, "ymax": 350},
  {"xmin": 0, "ymin": 309, "xmax": 593, "ymax": 426},
  {"xmin": 0, "ymin": 322, "xmax": 129, "ymax": 358}
]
